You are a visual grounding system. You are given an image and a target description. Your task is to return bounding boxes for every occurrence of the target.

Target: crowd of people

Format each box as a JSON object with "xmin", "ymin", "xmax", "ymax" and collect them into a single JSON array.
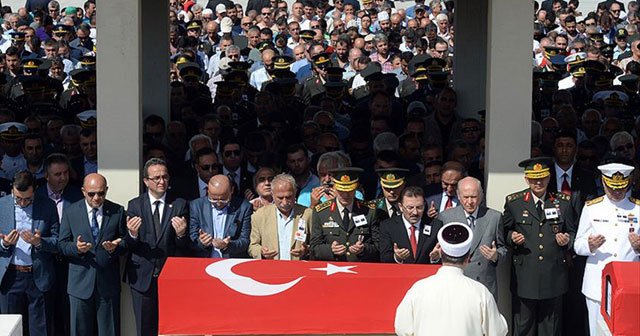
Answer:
[{"xmin": 0, "ymin": 0, "xmax": 639, "ymax": 335}]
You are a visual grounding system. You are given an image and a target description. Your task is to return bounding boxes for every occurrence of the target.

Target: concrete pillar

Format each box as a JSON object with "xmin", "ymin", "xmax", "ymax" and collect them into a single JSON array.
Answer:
[
  {"xmin": 454, "ymin": 0, "xmax": 488, "ymax": 118},
  {"xmin": 141, "ymin": 0, "xmax": 170, "ymax": 121},
  {"xmin": 484, "ymin": 0, "xmax": 534, "ymax": 331},
  {"xmin": 96, "ymin": 1, "xmax": 142, "ymax": 335}
]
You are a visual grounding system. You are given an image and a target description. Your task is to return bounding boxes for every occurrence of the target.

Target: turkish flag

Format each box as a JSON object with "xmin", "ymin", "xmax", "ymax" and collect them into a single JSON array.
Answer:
[{"xmin": 158, "ymin": 258, "xmax": 439, "ymax": 335}]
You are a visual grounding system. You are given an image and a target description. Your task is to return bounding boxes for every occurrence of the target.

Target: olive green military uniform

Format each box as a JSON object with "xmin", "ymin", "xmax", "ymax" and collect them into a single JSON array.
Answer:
[{"xmin": 310, "ymin": 199, "xmax": 384, "ymax": 262}]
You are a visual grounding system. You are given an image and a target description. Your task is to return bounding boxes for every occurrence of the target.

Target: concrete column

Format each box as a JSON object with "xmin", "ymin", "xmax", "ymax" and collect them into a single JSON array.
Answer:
[
  {"xmin": 484, "ymin": 0, "xmax": 533, "ymax": 331},
  {"xmin": 96, "ymin": 1, "xmax": 141, "ymax": 335},
  {"xmin": 454, "ymin": 0, "xmax": 488, "ymax": 118},
  {"xmin": 141, "ymin": 0, "xmax": 170, "ymax": 121}
]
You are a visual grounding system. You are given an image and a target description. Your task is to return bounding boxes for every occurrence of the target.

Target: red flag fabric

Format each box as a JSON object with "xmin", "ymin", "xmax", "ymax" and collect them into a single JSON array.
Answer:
[{"xmin": 159, "ymin": 258, "xmax": 439, "ymax": 335}]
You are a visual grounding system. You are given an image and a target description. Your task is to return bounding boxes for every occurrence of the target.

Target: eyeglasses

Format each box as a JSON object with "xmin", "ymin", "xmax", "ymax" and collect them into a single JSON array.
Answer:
[
  {"xmin": 87, "ymin": 191, "xmax": 106, "ymax": 198},
  {"xmin": 224, "ymin": 150, "xmax": 241, "ymax": 157},
  {"xmin": 146, "ymin": 175, "xmax": 170, "ymax": 183},
  {"xmin": 14, "ymin": 196, "xmax": 34, "ymax": 206},
  {"xmin": 199, "ymin": 164, "xmax": 221, "ymax": 171},
  {"xmin": 615, "ymin": 143, "xmax": 634, "ymax": 152},
  {"xmin": 257, "ymin": 176, "xmax": 275, "ymax": 183},
  {"xmin": 208, "ymin": 198, "xmax": 230, "ymax": 206}
]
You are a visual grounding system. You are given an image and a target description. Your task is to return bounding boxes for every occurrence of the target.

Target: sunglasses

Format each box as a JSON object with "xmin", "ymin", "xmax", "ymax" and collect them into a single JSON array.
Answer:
[
  {"xmin": 87, "ymin": 191, "xmax": 106, "ymax": 198},
  {"xmin": 258, "ymin": 176, "xmax": 275, "ymax": 183},
  {"xmin": 311, "ymin": 25, "xmax": 320, "ymax": 29},
  {"xmin": 262, "ymin": 12, "xmax": 272, "ymax": 16},
  {"xmin": 200, "ymin": 164, "xmax": 221, "ymax": 171},
  {"xmin": 224, "ymin": 150, "xmax": 241, "ymax": 157},
  {"xmin": 615, "ymin": 143, "xmax": 634, "ymax": 152}
]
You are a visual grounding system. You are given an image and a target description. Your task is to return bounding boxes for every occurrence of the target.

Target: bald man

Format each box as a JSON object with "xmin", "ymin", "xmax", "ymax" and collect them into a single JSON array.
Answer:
[
  {"xmin": 249, "ymin": 48, "xmax": 276, "ymax": 90},
  {"xmin": 189, "ymin": 174, "xmax": 253, "ymax": 258},
  {"xmin": 58, "ymin": 173, "xmax": 127, "ymax": 336}
]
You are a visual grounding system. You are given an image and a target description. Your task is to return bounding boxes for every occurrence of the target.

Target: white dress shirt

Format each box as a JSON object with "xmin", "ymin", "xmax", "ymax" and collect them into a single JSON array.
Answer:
[{"xmin": 276, "ymin": 208, "xmax": 294, "ymax": 260}]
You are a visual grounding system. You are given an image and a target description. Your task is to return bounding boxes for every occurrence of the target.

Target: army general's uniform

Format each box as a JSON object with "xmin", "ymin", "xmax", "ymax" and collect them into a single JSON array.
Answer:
[
  {"xmin": 309, "ymin": 167, "xmax": 384, "ymax": 262},
  {"xmin": 502, "ymin": 158, "xmax": 576, "ymax": 336}
]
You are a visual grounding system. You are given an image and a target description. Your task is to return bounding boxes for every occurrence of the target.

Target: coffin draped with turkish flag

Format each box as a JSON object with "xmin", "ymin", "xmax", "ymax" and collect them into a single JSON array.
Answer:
[
  {"xmin": 601, "ymin": 261, "xmax": 640, "ymax": 335},
  {"xmin": 159, "ymin": 258, "xmax": 439, "ymax": 335}
]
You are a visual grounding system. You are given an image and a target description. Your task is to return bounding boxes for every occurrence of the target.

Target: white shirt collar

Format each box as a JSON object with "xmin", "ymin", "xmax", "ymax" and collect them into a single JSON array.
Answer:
[
  {"xmin": 335, "ymin": 201, "xmax": 353, "ymax": 215},
  {"xmin": 463, "ymin": 208, "xmax": 479, "ymax": 219},
  {"xmin": 148, "ymin": 192, "xmax": 166, "ymax": 205},
  {"xmin": 554, "ymin": 163, "xmax": 574, "ymax": 181},
  {"xmin": 401, "ymin": 215, "xmax": 420, "ymax": 230}
]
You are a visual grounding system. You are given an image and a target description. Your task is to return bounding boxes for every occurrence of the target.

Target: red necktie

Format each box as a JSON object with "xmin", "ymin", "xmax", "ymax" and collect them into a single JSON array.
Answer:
[
  {"xmin": 409, "ymin": 225, "xmax": 417, "ymax": 257},
  {"xmin": 561, "ymin": 173, "xmax": 571, "ymax": 195},
  {"xmin": 445, "ymin": 196, "xmax": 453, "ymax": 210}
]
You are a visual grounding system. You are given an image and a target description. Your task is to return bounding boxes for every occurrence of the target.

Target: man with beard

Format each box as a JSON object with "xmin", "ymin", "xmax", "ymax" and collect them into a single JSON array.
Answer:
[{"xmin": 23, "ymin": 134, "xmax": 46, "ymax": 183}]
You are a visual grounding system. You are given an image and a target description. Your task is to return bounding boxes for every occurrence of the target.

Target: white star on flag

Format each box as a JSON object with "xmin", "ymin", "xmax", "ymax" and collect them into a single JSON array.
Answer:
[{"xmin": 310, "ymin": 263, "xmax": 358, "ymax": 276}]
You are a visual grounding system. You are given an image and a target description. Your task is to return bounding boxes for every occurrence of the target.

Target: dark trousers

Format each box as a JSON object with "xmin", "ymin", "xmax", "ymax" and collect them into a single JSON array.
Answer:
[
  {"xmin": 563, "ymin": 255, "xmax": 589, "ymax": 336},
  {"xmin": 131, "ymin": 278, "xmax": 159, "ymax": 336},
  {"xmin": 51, "ymin": 256, "xmax": 70, "ymax": 336},
  {"xmin": 0, "ymin": 267, "xmax": 48, "ymax": 336},
  {"xmin": 69, "ymin": 289, "xmax": 120, "ymax": 336},
  {"xmin": 513, "ymin": 295, "xmax": 563, "ymax": 336}
]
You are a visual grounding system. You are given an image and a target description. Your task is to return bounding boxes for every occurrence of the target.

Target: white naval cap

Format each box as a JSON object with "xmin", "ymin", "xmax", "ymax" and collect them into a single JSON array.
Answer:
[
  {"xmin": 437, "ymin": 222, "xmax": 474, "ymax": 258},
  {"xmin": 563, "ymin": 52, "xmax": 586, "ymax": 65},
  {"xmin": 598, "ymin": 163, "xmax": 635, "ymax": 190}
]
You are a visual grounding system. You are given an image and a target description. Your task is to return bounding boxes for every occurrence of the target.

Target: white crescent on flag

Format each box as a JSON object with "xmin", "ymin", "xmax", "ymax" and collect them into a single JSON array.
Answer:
[{"xmin": 205, "ymin": 259, "xmax": 304, "ymax": 296}]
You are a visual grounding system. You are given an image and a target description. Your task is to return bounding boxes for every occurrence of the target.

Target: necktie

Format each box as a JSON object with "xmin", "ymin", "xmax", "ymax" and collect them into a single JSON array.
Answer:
[
  {"xmin": 153, "ymin": 200, "xmax": 161, "ymax": 238},
  {"xmin": 228, "ymin": 172, "xmax": 237, "ymax": 183},
  {"xmin": 468, "ymin": 215, "xmax": 476, "ymax": 229},
  {"xmin": 536, "ymin": 200, "xmax": 543, "ymax": 219},
  {"xmin": 444, "ymin": 196, "xmax": 453, "ymax": 210},
  {"xmin": 409, "ymin": 225, "xmax": 417, "ymax": 257},
  {"xmin": 90, "ymin": 208, "xmax": 99, "ymax": 242},
  {"xmin": 561, "ymin": 173, "xmax": 571, "ymax": 195},
  {"xmin": 342, "ymin": 208, "xmax": 350, "ymax": 230}
]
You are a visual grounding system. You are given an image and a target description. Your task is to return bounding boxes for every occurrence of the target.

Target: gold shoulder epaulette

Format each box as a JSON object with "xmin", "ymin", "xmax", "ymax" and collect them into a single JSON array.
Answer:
[
  {"xmin": 629, "ymin": 197, "xmax": 640, "ymax": 205},
  {"xmin": 586, "ymin": 196, "xmax": 604, "ymax": 206},
  {"xmin": 506, "ymin": 191, "xmax": 525, "ymax": 202},
  {"xmin": 314, "ymin": 200, "xmax": 332, "ymax": 212}
]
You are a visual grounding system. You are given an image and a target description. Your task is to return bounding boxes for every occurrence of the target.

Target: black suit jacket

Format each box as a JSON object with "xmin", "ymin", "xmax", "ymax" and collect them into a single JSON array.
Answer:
[
  {"xmin": 548, "ymin": 164, "xmax": 597, "ymax": 211},
  {"xmin": 379, "ymin": 215, "xmax": 443, "ymax": 264},
  {"xmin": 169, "ymin": 174, "xmax": 202, "ymax": 201},
  {"xmin": 124, "ymin": 192, "xmax": 189, "ymax": 293}
]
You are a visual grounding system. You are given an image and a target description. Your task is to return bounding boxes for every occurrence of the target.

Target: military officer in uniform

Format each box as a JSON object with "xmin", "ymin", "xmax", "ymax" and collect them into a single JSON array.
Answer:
[
  {"xmin": 574, "ymin": 162, "xmax": 640, "ymax": 336},
  {"xmin": 369, "ymin": 168, "xmax": 410, "ymax": 218},
  {"xmin": 301, "ymin": 52, "xmax": 333, "ymax": 105},
  {"xmin": 502, "ymin": 157, "xmax": 576, "ymax": 336},
  {"xmin": 310, "ymin": 167, "xmax": 384, "ymax": 262}
]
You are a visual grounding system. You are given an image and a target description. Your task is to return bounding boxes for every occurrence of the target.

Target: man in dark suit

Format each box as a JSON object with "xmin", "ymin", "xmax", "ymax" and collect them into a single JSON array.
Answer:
[
  {"xmin": 437, "ymin": 177, "xmax": 507, "ymax": 300},
  {"xmin": 549, "ymin": 129, "xmax": 597, "ymax": 207},
  {"xmin": 310, "ymin": 168, "xmax": 386, "ymax": 262},
  {"xmin": 35, "ymin": 153, "xmax": 83, "ymax": 336},
  {"xmin": 426, "ymin": 161, "xmax": 466, "ymax": 219},
  {"xmin": 220, "ymin": 139, "xmax": 254, "ymax": 197},
  {"xmin": 0, "ymin": 171, "xmax": 59, "ymax": 335},
  {"xmin": 58, "ymin": 173, "xmax": 127, "ymax": 336},
  {"xmin": 548, "ymin": 128, "xmax": 594, "ymax": 336},
  {"xmin": 124, "ymin": 158, "xmax": 189, "ymax": 336},
  {"xmin": 189, "ymin": 174, "xmax": 252, "ymax": 258},
  {"xmin": 70, "ymin": 128, "xmax": 97, "ymax": 183},
  {"xmin": 171, "ymin": 147, "xmax": 221, "ymax": 201},
  {"xmin": 379, "ymin": 186, "xmax": 442, "ymax": 264},
  {"xmin": 502, "ymin": 157, "xmax": 576, "ymax": 336}
]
